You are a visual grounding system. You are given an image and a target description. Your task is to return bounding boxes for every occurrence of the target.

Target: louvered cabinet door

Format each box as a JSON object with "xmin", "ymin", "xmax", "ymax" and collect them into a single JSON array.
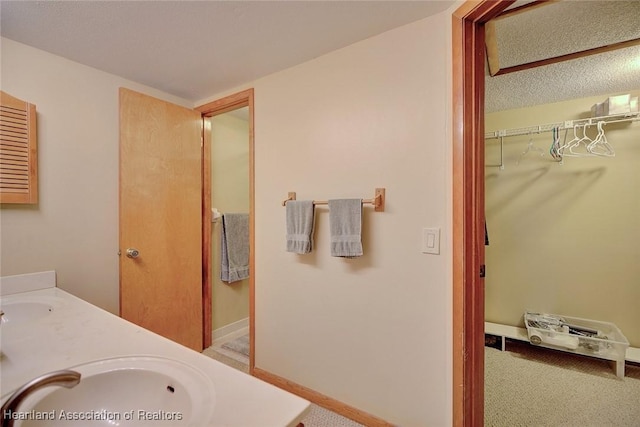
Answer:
[{"xmin": 0, "ymin": 91, "xmax": 38, "ymax": 204}]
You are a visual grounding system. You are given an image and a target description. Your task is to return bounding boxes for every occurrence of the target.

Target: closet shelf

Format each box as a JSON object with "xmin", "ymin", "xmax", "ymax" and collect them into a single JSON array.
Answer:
[{"xmin": 485, "ymin": 112, "xmax": 639, "ymax": 140}]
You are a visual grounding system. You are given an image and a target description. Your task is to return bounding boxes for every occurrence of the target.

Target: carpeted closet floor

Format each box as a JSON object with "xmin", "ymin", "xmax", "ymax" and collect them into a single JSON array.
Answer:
[{"xmin": 485, "ymin": 340, "xmax": 640, "ymax": 426}]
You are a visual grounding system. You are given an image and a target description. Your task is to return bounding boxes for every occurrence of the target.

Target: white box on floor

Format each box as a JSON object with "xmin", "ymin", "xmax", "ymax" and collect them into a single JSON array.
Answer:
[{"xmin": 524, "ymin": 311, "xmax": 629, "ymax": 378}]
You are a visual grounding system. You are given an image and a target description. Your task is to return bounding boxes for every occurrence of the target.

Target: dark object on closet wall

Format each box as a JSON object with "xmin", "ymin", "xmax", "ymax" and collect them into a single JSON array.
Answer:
[{"xmin": 485, "ymin": 221, "xmax": 489, "ymax": 246}]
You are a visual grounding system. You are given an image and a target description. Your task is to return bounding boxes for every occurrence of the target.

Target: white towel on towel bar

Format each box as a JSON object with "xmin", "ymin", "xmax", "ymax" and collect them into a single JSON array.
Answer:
[
  {"xmin": 285, "ymin": 200, "xmax": 315, "ymax": 254},
  {"xmin": 221, "ymin": 213, "xmax": 250, "ymax": 283},
  {"xmin": 328, "ymin": 199, "xmax": 363, "ymax": 258}
]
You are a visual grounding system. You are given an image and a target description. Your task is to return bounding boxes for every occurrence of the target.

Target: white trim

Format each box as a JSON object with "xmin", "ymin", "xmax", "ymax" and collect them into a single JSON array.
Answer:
[
  {"xmin": 0, "ymin": 271, "xmax": 56, "ymax": 296},
  {"xmin": 212, "ymin": 317, "xmax": 249, "ymax": 344},
  {"xmin": 627, "ymin": 347, "xmax": 640, "ymax": 364}
]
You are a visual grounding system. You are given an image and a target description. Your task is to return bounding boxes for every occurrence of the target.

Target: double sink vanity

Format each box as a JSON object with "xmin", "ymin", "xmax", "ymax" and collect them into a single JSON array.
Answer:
[{"xmin": 0, "ymin": 272, "xmax": 310, "ymax": 426}]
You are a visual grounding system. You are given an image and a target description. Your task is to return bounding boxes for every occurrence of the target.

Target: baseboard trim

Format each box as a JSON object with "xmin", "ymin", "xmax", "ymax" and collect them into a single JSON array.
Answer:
[
  {"xmin": 253, "ymin": 367, "xmax": 395, "ymax": 427},
  {"xmin": 212, "ymin": 317, "xmax": 249, "ymax": 343}
]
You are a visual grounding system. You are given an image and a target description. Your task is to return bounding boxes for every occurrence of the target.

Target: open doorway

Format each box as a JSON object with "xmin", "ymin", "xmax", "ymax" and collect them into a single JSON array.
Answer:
[
  {"xmin": 197, "ymin": 89, "xmax": 256, "ymax": 372},
  {"xmin": 483, "ymin": 2, "xmax": 640, "ymax": 425},
  {"xmin": 453, "ymin": 1, "xmax": 640, "ymax": 425},
  {"xmin": 205, "ymin": 106, "xmax": 251, "ymax": 364}
]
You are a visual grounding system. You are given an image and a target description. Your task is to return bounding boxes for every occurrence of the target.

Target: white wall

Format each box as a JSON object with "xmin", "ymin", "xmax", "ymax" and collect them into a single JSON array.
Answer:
[
  {"xmin": 3, "ymin": 6, "xmax": 456, "ymax": 425},
  {"xmin": 0, "ymin": 38, "xmax": 191, "ymax": 313},
  {"xmin": 199, "ymin": 11, "xmax": 454, "ymax": 426}
]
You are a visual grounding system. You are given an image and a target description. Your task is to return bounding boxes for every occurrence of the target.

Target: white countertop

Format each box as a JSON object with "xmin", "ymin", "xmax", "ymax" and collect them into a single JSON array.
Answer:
[{"xmin": 0, "ymin": 284, "xmax": 310, "ymax": 426}]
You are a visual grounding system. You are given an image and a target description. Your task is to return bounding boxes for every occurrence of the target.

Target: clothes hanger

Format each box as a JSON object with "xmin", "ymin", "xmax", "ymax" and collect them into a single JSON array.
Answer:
[
  {"xmin": 516, "ymin": 132, "xmax": 545, "ymax": 165},
  {"xmin": 557, "ymin": 125, "xmax": 580, "ymax": 157},
  {"xmin": 549, "ymin": 127, "xmax": 563, "ymax": 162},
  {"xmin": 566, "ymin": 123, "xmax": 595, "ymax": 157},
  {"xmin": 587, "ymin": 121, "xmax": 615, "ymax": 157}
]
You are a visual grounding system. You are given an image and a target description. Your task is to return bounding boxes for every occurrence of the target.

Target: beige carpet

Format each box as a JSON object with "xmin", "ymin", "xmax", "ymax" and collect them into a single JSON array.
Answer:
[{"xmin": 485, "ymin": 340, "xmax": 640, "ymax": 427}]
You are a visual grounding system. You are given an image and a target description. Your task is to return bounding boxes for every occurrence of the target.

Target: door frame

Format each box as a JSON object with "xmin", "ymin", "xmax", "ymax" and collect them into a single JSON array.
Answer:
[
  {"xmin": 196, "ymin": 89, "xmax": 255, "ymax": 371},
  {"xmin": 451, "ymin": 1, "xmax": 512, "ymax": 426}
]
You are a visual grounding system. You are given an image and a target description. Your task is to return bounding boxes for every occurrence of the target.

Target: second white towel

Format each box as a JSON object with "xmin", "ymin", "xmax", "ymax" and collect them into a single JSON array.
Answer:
[{"xmin": 328, "ymin": 199, "xmax": 363, "ymax": 258}]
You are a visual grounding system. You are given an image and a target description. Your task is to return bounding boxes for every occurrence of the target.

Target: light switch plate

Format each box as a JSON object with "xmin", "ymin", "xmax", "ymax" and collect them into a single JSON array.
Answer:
[{"xmin": 422, "ymin": 228, "xmax": 440, "ymax": 255}]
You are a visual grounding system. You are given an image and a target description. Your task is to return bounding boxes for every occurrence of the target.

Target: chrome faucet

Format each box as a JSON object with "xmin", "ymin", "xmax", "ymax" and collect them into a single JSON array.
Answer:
[{"xmin": 1, "ymin": 370, "xmax": 81, "ymax": 427}]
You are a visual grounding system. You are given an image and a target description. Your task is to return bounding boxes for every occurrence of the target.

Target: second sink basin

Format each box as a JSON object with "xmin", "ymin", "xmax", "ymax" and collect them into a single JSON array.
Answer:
[
  {"xmin": 0, "ymin": 295, "xmax": 65, "ymax": 324},
  {"xmin": 8, "ymin": 356, "xmax": 216, "ymax": 426}
]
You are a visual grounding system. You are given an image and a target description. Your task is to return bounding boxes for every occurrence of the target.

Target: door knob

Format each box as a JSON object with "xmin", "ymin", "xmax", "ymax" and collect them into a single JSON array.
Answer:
[{"xmin": 126, "ymin": 248, "xmax": 140, "ymax": 259}]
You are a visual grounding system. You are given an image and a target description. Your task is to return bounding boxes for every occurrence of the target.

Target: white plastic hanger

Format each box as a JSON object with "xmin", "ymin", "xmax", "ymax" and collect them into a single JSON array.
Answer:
[
  {"xmin": 516, "ymin": 132, "xmax": 545, "ymax": 165},
  {"xmin": 587, "ymin": 121, "xmax": 615, "ymax": 157},
  {"xmin": 566, "ymin": 123, "xmax": 595, "ymax": 157},
  {"xmin": 557, "ymin": 125, "xmax": 580, "ymax": 156}
]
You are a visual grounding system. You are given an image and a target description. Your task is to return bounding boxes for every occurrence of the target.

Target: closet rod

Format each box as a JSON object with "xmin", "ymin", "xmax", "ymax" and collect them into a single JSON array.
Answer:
[
  {"xmin": 485, "ymin": 112, "xmax": 639, "ymax": 140},
  {"xmin": 282, "ymin": 188, "xmax": 385, "ymax": 212}
]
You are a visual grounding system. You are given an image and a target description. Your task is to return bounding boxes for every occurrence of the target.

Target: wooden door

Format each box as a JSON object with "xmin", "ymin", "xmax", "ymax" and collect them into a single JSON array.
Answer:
[{"xmin": 119, "ymin": 88, "xmax": 203, "ymax": 351}]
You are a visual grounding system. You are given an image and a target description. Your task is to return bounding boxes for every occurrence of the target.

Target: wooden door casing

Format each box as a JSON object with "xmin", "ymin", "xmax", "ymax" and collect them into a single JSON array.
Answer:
[{"xmin": 452, "ymin": 1, "xmax": 513, "ymax": 425}]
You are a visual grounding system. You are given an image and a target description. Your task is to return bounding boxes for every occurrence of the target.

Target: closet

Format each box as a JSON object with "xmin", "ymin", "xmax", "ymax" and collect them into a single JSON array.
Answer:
[
  {"xmin": 483, "ymin": 0, "xmax": 640, "ymax": 358},
  {"xmin": 484, "ymin": 93, "xmax": 640, "ymax": 350}
]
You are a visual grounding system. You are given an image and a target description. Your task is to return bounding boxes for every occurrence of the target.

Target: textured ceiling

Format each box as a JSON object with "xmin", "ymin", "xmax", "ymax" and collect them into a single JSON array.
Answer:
[
  {"xmin": 486, "ymin": 1, "xmax": 640, "ymax": 112},
  {"xmin": 486, "ymin": 44, "xmax": 640, "ymax": 112},
  {"xmin": 0, "ymin": 0, "xmax": 455, "ymax": 102},
  {"xmin": 493, "ymin": 1, "xmax": 640, "ymax": 68}
]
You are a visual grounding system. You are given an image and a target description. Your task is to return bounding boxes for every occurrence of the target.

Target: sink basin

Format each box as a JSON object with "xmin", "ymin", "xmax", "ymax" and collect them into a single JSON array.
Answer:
[
  {"xmin": 5, "ymin": 356, "xmax": 216, "ymax": 426},
  {"xmin": 0, "ymin": 295, "xmax": 65, "ymax": 324}
]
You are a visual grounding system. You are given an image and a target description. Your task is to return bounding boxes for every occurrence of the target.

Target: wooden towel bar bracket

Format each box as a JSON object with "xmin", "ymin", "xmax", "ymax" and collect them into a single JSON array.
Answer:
[{"xmin": 282, "ymin": 188, "xmax": 385, "ymax": 212}]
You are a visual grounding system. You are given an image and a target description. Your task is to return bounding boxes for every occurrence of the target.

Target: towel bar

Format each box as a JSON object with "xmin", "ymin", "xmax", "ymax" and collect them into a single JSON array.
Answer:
[{"xmin": 282, "ymin": 188, "xmax": 385, "ymax": 212}]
